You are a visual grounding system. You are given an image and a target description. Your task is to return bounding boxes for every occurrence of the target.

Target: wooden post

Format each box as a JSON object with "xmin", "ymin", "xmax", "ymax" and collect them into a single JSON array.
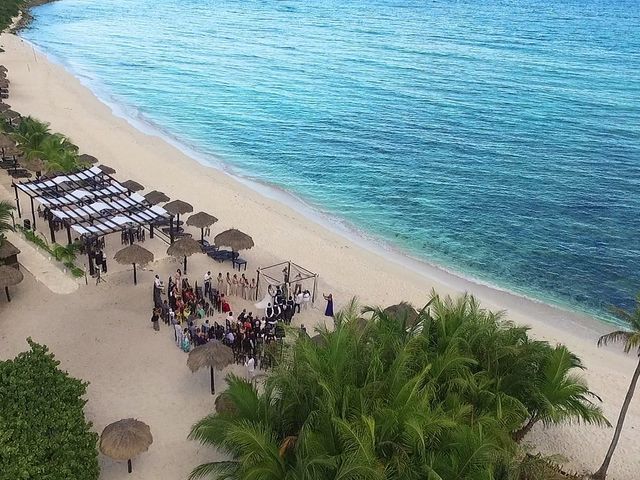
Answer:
[
  {"xmin": 149, "ymin": 223, "xmax": 154, "ymax": 239},
  {"xmin": 12, "ymin": 183, "xmax": 20, "ymax": 218},
  {"xmin": 210, "ymin": 366, "xmax": 215, "ymax": 395},
  {"xmin": 48, "ymin": 217, "xmax": 56, "ymax": 243},
  {"xmin": 30, "ymin": 197, "xmax": 36, "ymax": 231},
  {"xmin": 127, "ymin": 458, "xmax": 132, "ymax": 473},
  {"xmin": 5, "ymin": 286, "xmax": 10, "ymax": 302},
  {"xmin": 184, "ymin": 255, "xmax": 188, "ymax": 274},
  {"xmin": 133, "ymin": 263, "xmax": 137, "ymax": 285},
  {"xmin": 169, "ymin": 216, "xmax": 174, "ymax": 244},
  {"xmin": 66, "ymin": 224, "xmax": 72, "ymax": 245}
]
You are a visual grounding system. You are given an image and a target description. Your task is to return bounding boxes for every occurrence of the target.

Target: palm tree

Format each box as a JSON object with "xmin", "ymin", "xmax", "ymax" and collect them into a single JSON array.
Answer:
[
  {"xmin": 189, "ymin": 294, "xmax": 606, "ymax": 480},
  {"xmin": 592, "ymin": 295, "xmax": 640, "ymax": 480},
  {"xmin": 512, "ymin": 345, "xmax": 609, "ymax": 442},
  {"xmin": 0, "ymin": 200, "xmax": 15, "ymax": 246}
]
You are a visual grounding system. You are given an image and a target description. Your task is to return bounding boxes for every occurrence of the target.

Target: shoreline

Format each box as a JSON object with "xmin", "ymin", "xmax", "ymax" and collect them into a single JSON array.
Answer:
[
  {"xmin": 18, "ymin": 35, "xmax": 620, "ymax": 331},
  {"xmin": 2, "ymin": 27, "xmax": 640, "ymax": 479}
]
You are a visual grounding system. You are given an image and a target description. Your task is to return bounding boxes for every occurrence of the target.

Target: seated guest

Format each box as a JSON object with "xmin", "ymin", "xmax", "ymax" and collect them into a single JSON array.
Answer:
[{"xmin": 238, "ymin": 309, "xmax": 247, "ymax": 322}]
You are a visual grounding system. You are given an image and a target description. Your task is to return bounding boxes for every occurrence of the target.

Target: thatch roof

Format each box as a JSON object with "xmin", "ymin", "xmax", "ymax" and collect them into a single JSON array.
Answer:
[
  {"xmin": 311, "ymin": 334, "xmax": 327, "ymax": 347},
  {"xmin": 213, "ymin": 228, "xmax": 254, "ymax": 252},
  {"xmin": 187, "ymin": 340, "xmax": 234, "ymax": 372},
  {"xmin": 164, "ymin": 199, "xmax": 193, "ymax": 216},
  {"xmin": 121, "ymin": 180, "xmax": 144, "ymax": 192},
  {"xmin": 0, "ymin": 103, "xmax": 10, "ymax": 112},
  {"xmin": 78, "ymin": 153, "xmax": 98, "ymax": 165},
  {"xmin": 166, "ymin": 237, "xmax": 203, "ymax": 258},
  {"xmin": 1, "ymin": 109, "xmax": 21, "ymax": 119},
  {"xmin": 215, "ymin": 392, "xmax": 238, "ymax": 415},
  {"xmin": 0, "ymin": 133, "xmax": 15, "ymax": 149},
  {"xmin": 23, "ymin": 157, "xmax": 45, "ymax": 172},
  {"xmin": 144, "ymin": 190, "xmax": 169, "ymax": 205},
  {"xmin": 98, "ymin": 164, "xmax": 116, "ymax": 175},
  {"xmin": 186, "ymin": 211, "xmax": 218, "ymax": 229},
  {"xmin": 0, "ymin": 240, "xmax": 20, "ymax": 259},
  {"xmin": 0, "ymin": 265, "xmax": 23, "ymax": 287},
  {"xmin": 99, "ymin": 418, "xmax": 153, "ymax": 461},
  {"xmin": 383, "ymin": 302, "xmax": 419, "ymax": 327},
  {"xmin": 114, "ymin": 244, "xmax": 154, "ymax": 266}
]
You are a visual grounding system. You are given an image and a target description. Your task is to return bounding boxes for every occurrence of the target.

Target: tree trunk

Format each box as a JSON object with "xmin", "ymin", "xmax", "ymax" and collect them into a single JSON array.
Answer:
[
  {"xmin": 513, "ymin": 415, "xmax": 538, "ymax": 443},
  {"xmin": 592, "ymin": 357, "xmax": 640, "ymax": 479}
]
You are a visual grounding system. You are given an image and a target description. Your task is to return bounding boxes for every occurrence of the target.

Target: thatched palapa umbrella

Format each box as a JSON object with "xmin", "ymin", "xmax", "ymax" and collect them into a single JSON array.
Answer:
[
  {"xmin": 0, "ymin": 66, "xmax": 7, "ymax": 73},
  {"xmin": 0, "ymin": 103, "xmax": 10, "ymax": 112},
  {"xmin": 114, "ymin": 244, "xmax": 154, "ymax": 285},
  {"xmin": 0, "ymin": 265, "xmax": 23, "ymax": 302},
  {"xmin": 23, "ymin": 157, "xmax": 45, "ymax": 175},
  {"xmin": 0, "ymin": 133, "xmax": 15, "ymax": 156},
  {"xmin": 2, "ymin": 109, "xmax": 20, "ymax": 121},
  {"xmin": 186, "ymin": 211, "xmax": 218, "ymax": 243},
  {"xmin": 78, "ymin": 153, "xmax": 98, "ymax": 165},
  {"xmin": 164, "ymin": 199, "xmax": 193, "ymax": 241},
  {"xmin": 215, "ymin": 392, "xmax": 237, "ymax": 415},
  {"xmin": 144, "ymin": 190, "xmax": 170, "ymax": 205},
  {"xmin": 98, "ymin": 164, "xmax": 116, "ymax": 175},
  {"xmin": 214, "ymin": 228, "xmax": 254, "ymax": 253},
  {"xmin": 166, "ymin": 237, "xmax": 202, "ymax": 274},
  {"xmin": 121, "ymin": 180, "xmax": 144, "ymax": 192},
  {"xmin": 100, "ymin": 418, "xmax": 153, "ymax": 474},
  {"xmin": 384, "ymin": 301, "xmax": 419, "ymax": 328},
  {"xmin": 187, "ymin": 340, "xmax": 234, "ymax": 394}
]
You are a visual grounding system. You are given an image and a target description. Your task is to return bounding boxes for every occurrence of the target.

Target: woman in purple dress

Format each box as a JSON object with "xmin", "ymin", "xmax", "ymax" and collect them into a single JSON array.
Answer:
[{"xmin": 323, "ymin": 293, "xmax": 334, "ymax": 317}]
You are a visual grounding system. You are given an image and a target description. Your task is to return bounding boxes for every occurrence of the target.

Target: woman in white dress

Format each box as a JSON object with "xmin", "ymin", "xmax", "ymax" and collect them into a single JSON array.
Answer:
[{"xmin": 302, "ymin": 290, "xmax": 311, "ymax": 310}]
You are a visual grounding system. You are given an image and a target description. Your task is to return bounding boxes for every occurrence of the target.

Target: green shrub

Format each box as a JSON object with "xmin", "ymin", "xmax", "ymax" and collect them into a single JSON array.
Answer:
[
  {"xmin": 71, "ymin": 266, "xmax": 85, "ymax": 278},
  {"xmin": 0, "ymin": 339, "xmax": 99, "ymax": 480},
  {"xmin": 0, "ymin": 0, "xmax": 23, "ymax": 32}
]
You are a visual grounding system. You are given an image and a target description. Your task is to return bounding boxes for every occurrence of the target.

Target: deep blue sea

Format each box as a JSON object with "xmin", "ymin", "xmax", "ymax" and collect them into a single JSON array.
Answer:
[{"xmin": 21, "ymin": 0, "xmax": 640, "ymax": 320}]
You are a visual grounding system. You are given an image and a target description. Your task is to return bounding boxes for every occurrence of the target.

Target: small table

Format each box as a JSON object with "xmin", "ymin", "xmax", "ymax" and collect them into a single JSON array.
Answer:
[{"xmin": 232, "ymin": 257, "xmax": 247, "ymax": 271}]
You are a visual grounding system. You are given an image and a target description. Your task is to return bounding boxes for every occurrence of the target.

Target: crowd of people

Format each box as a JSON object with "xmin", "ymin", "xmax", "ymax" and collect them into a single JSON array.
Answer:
[{"xmin": 150, "ymin": 269, "xmax": 313, "ymax": 373}]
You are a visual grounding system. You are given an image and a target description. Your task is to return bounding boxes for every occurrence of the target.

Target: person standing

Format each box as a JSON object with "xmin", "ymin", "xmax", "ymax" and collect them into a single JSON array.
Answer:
[
  {"xmin": 323, "ymin": 293, "xmax": 334, "ymax": 317},
  {"xmin": 225, "ymin": 272, "xmax": 232, "ymax": 296},
  {"xmin": 241, "ymin": 274, "xmax": 248, "ymax": 299},
  {"xmin": 302, "ymin": 290, "xmax": 311, "ymax": 310},
  {"xmin": 295, "ymin": 291, "xmax": 303, "ymax": 313},
  {"xmin": 249, "ymin": 278, "xmax": 256, "ymax": 301},
  {"xmin": 151, "ymin": 308, "xmax": 160, "ymax": 332},
  {"xmin": 232, "ymin": 274, "xmax": 239, "ymax": 297},
  {"xmin": 216, "ymin": 272, "xmax": 224, "ymax": 293},
  {"xmin": 245, "ymin": 355, "xmax": 256, "ymax": 382},
  {"xmin": 204, "ymin": 271, "xmax": 212, "ymax": 297}
]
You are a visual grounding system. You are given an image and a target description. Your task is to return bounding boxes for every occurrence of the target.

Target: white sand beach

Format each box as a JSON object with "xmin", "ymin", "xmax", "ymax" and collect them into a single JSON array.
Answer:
[{"xmin": 0, "ymin": 32, "xmax": 638, "ymax": 478}]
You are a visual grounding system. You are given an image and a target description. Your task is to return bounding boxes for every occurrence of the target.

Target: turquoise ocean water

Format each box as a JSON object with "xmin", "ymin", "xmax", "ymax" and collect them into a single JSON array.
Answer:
[{"xmin": 21, "ymin": 0, "xmax": 640, "ymax": 321}]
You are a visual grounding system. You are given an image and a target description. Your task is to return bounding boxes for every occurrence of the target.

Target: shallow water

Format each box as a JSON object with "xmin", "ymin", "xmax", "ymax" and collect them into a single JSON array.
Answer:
[{"xmin": 22, "ymin": 0, "xmax": 640, "ymax": 320}]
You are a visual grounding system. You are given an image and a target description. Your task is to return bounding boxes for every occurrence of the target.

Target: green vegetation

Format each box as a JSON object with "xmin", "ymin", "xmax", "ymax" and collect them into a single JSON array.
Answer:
[
  {"xmin": 593, "ymin": 295, "xmax": 640, "ymax": 479},
  {"xmin": 0, "ymin": 338, "xmax": 99, "ymax": 480},
  {"xmin": 11, "ymin": 116, "xmax": 85, "ymax": 174},
  {"xmin": 190, "ymin": 294, "xmax": 608, "ymax": 480},
  {"xmin": 0, "ymin": 0, "xmax": 23, "ymax": 32},
  {"xmin": 18, "ymin": 225, "xmax": 85, "ymax": 277},
  {"xmin": 0, "ymin": 200, "xmax": 15, "ymax": 246}
]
